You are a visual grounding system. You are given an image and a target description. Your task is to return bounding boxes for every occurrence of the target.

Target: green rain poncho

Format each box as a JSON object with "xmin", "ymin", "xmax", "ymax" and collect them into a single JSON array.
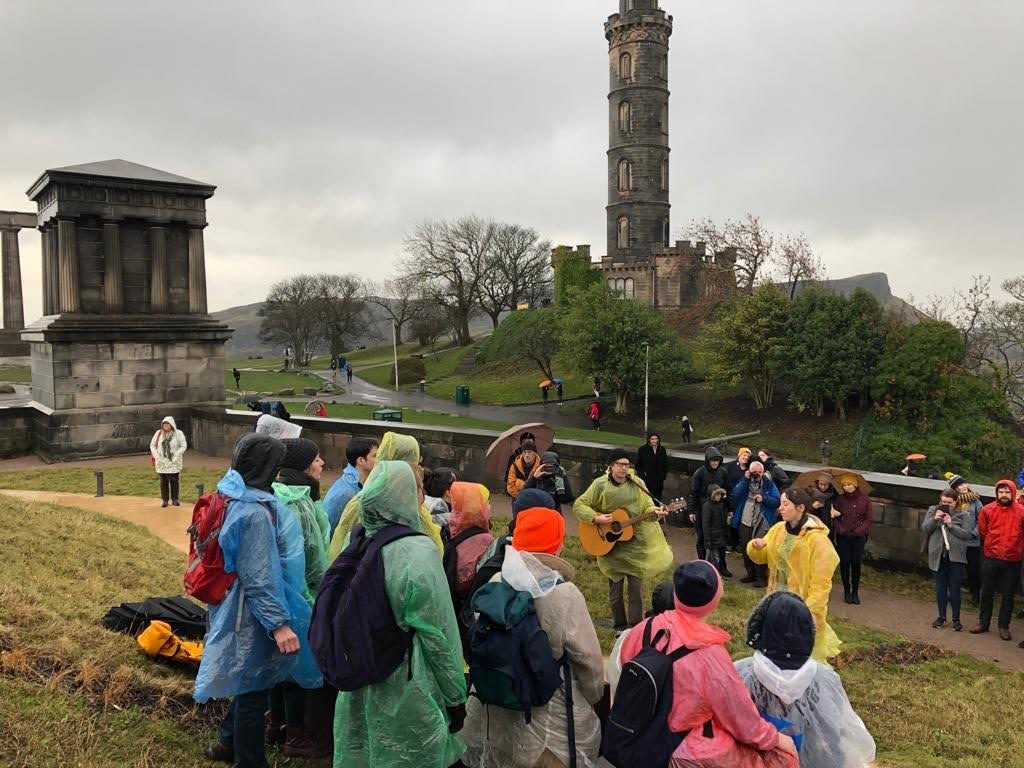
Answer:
[
  {"xmin": 271, "ymin": 481, "xmax": 330, "ymax": 604},
  {"xmin": 327, "ymin": 431, "xmax": 444, "ymax": 561},
  {"xmin": 333, "ymin": 460, "xmax": 468, "ymax": 768},
  {"xmin": 573, "ymin": 472, "xmax": 674, "ymax": 582}
]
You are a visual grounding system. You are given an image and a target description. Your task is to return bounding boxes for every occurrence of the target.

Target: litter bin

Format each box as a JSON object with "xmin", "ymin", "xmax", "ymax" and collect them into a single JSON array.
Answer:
[{"xmin": 455, "ymin": 384, "xmax": 470, "ymax": 405}]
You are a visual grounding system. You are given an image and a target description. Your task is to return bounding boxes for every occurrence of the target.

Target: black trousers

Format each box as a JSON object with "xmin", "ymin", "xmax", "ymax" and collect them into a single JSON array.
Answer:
[
  {"xmin": 738, "ymin": 524, "xmax": 767, "ymax": 583},
  {"xmin": 836, "ymin": 535, "xmax": 867, "ymax": 593},
  {"xmin": 159, "ymin": 472, "xmax": 180, "ymax": 503},
  {"xmin": 979, "ymin": 556, "xmax": 1019, "ymax": 630},
  {"xmin": 217, "ymin": 690, "xmax": 269, "ymax": 768}
]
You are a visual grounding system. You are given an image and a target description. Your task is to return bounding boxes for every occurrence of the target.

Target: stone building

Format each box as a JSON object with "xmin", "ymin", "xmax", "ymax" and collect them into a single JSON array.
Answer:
[{"xmin": 555, "ymin": 0, "xmax": 736, "ymax": 310}]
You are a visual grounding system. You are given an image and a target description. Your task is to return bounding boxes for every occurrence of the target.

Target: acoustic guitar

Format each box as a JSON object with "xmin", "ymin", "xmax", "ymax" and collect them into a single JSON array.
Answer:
[{"xmin": 578, "ymin": 499, "xmax": 687, "ymax": 557}]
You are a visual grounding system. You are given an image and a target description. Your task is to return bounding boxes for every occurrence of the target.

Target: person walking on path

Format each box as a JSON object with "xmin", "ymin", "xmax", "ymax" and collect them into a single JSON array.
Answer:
[
  {"xmin": 730, "ymin": 461, "xmax": 780, "ymax": 587},
  {"xmin": 831, "ymin": 475, "xmax": 873, "ymax": 605},
  {"xmin": 734, "ymin": 592, "xmax": 876, "ymax": 768},
  {"xmin": 819, "ymin": 438, "xmax": 832, "ymax": 465},
  {"xmin": 970, "ymin": 480, "xmax": 1024, "ymax": 641},
  {"xmin": 345, "ymin": 362, "xmax": 353, "ymax": 385},
  {"xmin": 330, "ymin": 358, "xmax": 338, "ymax": 384},
  {"xmin": 588, "ymin": 400, "xmax": 601, "ymax": 430},
  {"xmin": 232, "ymin": 367, "xmax": 241, "ymax": 390},
  {"xmin": 541, "ymin": 384, "xmax": 550, "ymax": 404},
  {"xmin": 332, "ymin": 460, "xmax": 469, "ymax": 768},
  {"xmin": 689, "ymin": 446, "xmax": 729, "ymax": 556},
  {"xmin": 748, "ymin": 487, "xmax": 842, "ymax": 663},
  {"xmin": 614, "ymin": 561, "xmax": 799, "ymax": 768},
  {"xmin": 574, "ymin": 448, "xmax": 673, "ymax": 631},
  {"xmin": 150, "ymin": 416, "xmax": 187, "ymax": 508},
  {"xmin": 556, "ymin": 380, "xmax": 563, "ymax": 404},
  {"xmin": 196, "ymin": 433, "xmax": 322, "ymax": 768},
  {"xmin": 947, "ymin": 473, "xmax": 983, "ymax": 605},
  {"xmin": 636, "ymin": 433, "xmax": 669, "ymax": 502},
  {"xmin": 922, "ymin": 488, "xmax": 972, "ymax": 632},
  {"xmin": 461, "ymin": 506, "xmax": 605, "ymax": 768},
  {"xmin": 680, "ymin": 415, "xmax": 694, "ymax": 443}
]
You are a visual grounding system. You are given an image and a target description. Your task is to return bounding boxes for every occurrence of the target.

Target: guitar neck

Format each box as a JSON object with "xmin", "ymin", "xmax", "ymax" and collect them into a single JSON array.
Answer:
[{"xmin": 620, "ymin": 509, "xmax": 665, "ymax": 528}]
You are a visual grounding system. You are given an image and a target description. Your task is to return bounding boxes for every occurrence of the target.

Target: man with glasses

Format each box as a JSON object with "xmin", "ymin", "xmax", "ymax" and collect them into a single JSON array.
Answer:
[{"xmin": 574, "ymin": 448, "xmax": 675, "ymax": 631}]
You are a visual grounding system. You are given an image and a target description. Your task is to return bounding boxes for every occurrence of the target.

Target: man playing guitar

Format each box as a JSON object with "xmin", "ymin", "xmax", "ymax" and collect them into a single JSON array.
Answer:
[{"xmin": 574, "ymin": 448, "xmax": 678, "ymax": 631}]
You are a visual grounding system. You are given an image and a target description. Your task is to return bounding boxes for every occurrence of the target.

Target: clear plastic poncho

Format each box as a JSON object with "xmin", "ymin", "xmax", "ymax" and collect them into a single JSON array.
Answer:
[
  {"xmin": 461, "ymin": 549, "xmax": 605, "ymax": 768},
  {"xmin": 327, "ymin": 431, "xmax": 443, "ymax": 560},
  {"xmin": 573, "ymin": 472, "xmax": 674, "ymax": 581},
  {"xmin": 272, "ymin": 481, "xmax": 330, "ymax": 604},
  {"xmin": 734, "ymin": 653, "xmax": 876, "ymax": 768},
  {"xmin": 333, "ymin": 460, "xmax": 468, "ymax": 768},
  {"xmin": 193, "ymin": 469, "xmax": 322, "ymax": 702}
]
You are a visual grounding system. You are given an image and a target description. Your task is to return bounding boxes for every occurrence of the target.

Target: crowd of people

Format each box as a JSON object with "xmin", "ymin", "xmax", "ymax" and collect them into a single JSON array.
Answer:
[{"xmin": 188, "ymin": 426, "xmax": 891, "ymax": 768}]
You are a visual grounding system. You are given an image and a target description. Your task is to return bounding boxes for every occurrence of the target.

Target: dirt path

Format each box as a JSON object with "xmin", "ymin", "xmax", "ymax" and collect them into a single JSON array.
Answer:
[{"xmin": 10, "ymin": 487, "xmax": 1024, "ymax": 672}]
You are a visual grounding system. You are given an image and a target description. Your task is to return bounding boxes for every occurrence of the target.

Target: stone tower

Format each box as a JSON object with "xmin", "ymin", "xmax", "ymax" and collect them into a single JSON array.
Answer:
[{"xmin": 606, "ymin": 0, "xmax": 672, "ymax": 262}]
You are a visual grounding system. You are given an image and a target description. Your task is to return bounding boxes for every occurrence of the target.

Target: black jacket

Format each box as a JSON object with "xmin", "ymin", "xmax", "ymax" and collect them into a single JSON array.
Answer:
[
  {"xmin": 636, "ymin": 444, "xmax": 669, "ymax": 487},
  {"xmin": 523, "ymin": 469, "xmax": 575, "ymax": 510},
  {"xmin": 701, "ymin": 485, "xmax": 731, "ymax": 550},
  {"xmin": 761, "ymin": 457, "xmax": 790, "ymax": 490},
  {"xmin": 689, "ymin": 446, "xmax": 729, "ymax": 512},
  {"xmin": 723, "ymin": 458, "xmax": 750, "ymax": 510}
]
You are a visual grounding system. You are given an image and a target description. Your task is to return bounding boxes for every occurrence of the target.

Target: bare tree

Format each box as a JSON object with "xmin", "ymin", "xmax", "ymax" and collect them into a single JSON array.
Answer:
[
  {"xmin": 315, "ymin": 274, "xmax": 365, "ymax": 361},
  {"xmin": 402, "ymin": 216, "xmax": 495, "ymax": 346},
  {"xmin": 684, "ymin": 213, "xmax": 774, "ymax": 292},
  {"xmin": 409, "ymin": 298, "xmax": 449, "ymax": 353},
  {"xmin": 259, "ymin": 275, "xmax": 322, "ymax": 366},
  {"xmin": 776, "ymin": 233, "xmax": 826, "ymax": 299},
  {"xmin": 477, "ymin": 223, "xmax": 553, "ymax": 327},
  {"xmin": 365, "ymin": 275, "xmax": 418, "ymax": 345}
]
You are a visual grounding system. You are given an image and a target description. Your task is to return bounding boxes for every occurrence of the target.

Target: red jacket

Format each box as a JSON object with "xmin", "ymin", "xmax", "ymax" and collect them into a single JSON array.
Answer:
[
  {"xmin": 978, "ymin": 481, "xmax": 1024, "ymax": 562},
  {"xmin": 833, "ymin": 489, "xmax": 874, "ymax": 537}
]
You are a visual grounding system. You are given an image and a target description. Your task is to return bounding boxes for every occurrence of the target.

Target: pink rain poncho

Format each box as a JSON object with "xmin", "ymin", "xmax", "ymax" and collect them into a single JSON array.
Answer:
[
  {"xmin": 448, "ymin": 482, "xmax": 494, "ymax": 598},
  {"xmin": 617, "ymin": 573, "xmax": 798, "ymax": 768}
]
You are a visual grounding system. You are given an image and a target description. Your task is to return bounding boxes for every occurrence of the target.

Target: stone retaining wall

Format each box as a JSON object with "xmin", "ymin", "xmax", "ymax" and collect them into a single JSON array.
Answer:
[
  {"xmin": 190, "ymin": 408, "xmax": 991, "ymax": 570},
  {"xmin": 0, "ymin": 406, "xmax": 37, "ymax": 458}
]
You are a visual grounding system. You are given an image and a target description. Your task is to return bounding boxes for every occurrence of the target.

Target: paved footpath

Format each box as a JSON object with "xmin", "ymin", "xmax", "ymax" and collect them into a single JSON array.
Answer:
[{"xmin": 6, "ymin": 473, "xmax": 1023, "ymax": 672}]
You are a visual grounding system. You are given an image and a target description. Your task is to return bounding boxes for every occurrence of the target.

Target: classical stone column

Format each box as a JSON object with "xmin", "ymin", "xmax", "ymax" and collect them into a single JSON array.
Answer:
[
  {"xmin": 0, "ymin": 229, "xmax": 24, "ymax": 329},
  {"xmin": 57, "ymin": 219, "xmax": 80, "ymax": 313},
  {"xmin": 40, "ymin": 225, "xmax": 58, "ymax": 315},
  {"xmin": 103, "ymin": 220, "xmax": 123, "ymax": 313},
  {"xmin": 188, "ymin": 225, "xmax": 208, "ymax": 314},
  {"xmin": 149, "ymin": 226, "xmax": 168, "ymax": 313}
]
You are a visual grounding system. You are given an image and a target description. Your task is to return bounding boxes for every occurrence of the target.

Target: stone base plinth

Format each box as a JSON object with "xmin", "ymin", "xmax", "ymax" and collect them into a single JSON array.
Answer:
[{"xmin": 22, "ymin": 313, "xmax": 232, "ymax": 460}]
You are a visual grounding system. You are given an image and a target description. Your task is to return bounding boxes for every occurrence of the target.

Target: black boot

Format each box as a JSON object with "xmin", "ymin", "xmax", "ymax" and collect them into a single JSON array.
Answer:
[
  {"xmin": 851, "ymin": 563, "xmax": 862, "ymax": 604},
  {"xmin": 840, "ymin": 563, "xmax": 852, "ymax": 603}
]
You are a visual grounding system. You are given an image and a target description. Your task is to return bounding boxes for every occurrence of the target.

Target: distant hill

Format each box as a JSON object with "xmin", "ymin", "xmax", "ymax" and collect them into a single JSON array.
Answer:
[
  {"xmin": 788, "ymin": 272, "xmax": 926, "ymax": 322},
  {"xmin": 213, "ymin": 300, "xmax": 497, "ymax": 359}
]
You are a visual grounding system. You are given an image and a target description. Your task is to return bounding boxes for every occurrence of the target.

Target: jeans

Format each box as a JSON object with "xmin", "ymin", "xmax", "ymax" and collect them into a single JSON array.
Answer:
[
  {"xmin": 609, "ymin": 576, "xmax": 644, "ymax": 629},
  {"xmin": 934, "ymin": 556, "xmax": 966, "ymax": 621},
  {"xmin": 159, "ymin": 472, "xmax": 180, "ymax": 503},
  {"xmin": 738, "ymin": 524, "xmax": 767, "ymax": 583},
  {"xmin": 836, "ymin": 535, "xmax": 867, "ymax": 593},
  {"xmin": 217, "ymin": 690, "xmax": 269, "ymax": 768},
  {"xmin": 965, "ymin": 547, "xmax": 981, "ymax": 602},
  {"xmin": 979, "ymin": 556, "xmax": 1020, "ymax": 630}
]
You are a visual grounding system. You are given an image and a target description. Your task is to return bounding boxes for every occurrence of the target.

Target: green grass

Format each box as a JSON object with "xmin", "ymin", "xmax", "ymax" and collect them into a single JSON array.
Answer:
[
  {"xmin": 355, "ymin": 346, "xmax": 473, "ymax": 389},
  {"xmin": 0, "ymin": 466, "xmax": 228, "ymax": 504},
  {"xmin": 226, "ymin": 368, "xmax": 338, "ymax": 396},
  {"xmin": 0, "ymin": 365, "xmax": 30, "ymax": 384},
  {"xmin": 2, "ymin": 495, "xmax": 1021, "ymax": 765},
  {"xmin": 425, "ymin": 360, "xmax": 592, "ymax": 404}
]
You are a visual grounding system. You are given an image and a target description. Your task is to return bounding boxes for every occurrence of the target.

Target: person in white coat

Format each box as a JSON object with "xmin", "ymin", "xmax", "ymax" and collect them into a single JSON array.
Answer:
[{"xmin": 150, "ymin": 416, "xmax": 187, "ymax": 507}]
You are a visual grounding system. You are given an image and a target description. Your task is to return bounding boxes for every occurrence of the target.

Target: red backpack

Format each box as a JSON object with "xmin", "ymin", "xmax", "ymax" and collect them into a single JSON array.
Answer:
[{"xmin": 183, "ymin": 492, "xmax": 238, "ymax": 605}]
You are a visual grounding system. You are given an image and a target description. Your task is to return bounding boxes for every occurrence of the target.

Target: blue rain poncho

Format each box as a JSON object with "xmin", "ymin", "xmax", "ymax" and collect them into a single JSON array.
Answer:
[
  {"xmin": 193, "ymin": 468, "xmax": 322, "ymax": 703},
  {"xmin": 333, "ymin": 460, "xmax": 468, "ymax": 768}
]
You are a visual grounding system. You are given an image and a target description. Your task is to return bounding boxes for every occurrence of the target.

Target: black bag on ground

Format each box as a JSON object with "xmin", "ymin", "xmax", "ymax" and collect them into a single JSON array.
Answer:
[
  {"xmin": 601, "ymin": 619, "xmax": 693, "ymax": 768},
  {"xmin": 101, "ymin": 596, "xmax": 207, "ymax": 640}
]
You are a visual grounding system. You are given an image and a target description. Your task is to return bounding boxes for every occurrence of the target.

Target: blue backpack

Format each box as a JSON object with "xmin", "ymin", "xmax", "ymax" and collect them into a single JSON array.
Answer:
[
  {"xmin": 309, "ymin": 523, "xmax": 424, "ymax": 691},
  {"xmin": 601, "ymin": 619, "xmax": 695, "ymax": 768}
]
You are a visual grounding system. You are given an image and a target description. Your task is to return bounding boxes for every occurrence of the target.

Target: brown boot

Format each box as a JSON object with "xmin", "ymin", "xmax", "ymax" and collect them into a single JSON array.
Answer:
[
  {"xmin": 1000, "ymin": 627, "xmax": 1012, "ymax": 641},
  {"xmin": 265, "ymin": 716, "xmax": 286, "ymax": 747},
  {"xmin": 969, "ymin": 624, "xmax": 988, "ymax": 634},
  {"xmin": 283, "ymin": 726, "xmax": 330, "ymax": 759}
]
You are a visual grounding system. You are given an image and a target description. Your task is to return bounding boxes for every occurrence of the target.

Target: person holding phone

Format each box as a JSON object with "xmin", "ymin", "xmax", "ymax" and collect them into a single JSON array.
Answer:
[{"xmin": 922, "ymin": 488, "xmax": 973, "ymax": 631}]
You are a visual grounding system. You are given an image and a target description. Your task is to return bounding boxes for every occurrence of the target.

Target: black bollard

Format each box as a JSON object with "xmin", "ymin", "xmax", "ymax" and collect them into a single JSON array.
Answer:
[{"xmin": 94, "ymin": 471, "xmax": 104, "ymax": 497}]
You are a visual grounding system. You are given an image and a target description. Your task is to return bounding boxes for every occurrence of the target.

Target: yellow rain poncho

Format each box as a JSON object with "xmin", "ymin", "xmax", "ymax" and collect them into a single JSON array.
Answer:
[
  {"xmin": 333, "ymin": 460, "xmax": 468, "ymax": 768},
  {"xmin": 573, "ymin": 472, "xmax": 674, "ymax": 582},
  {"xmin": 746, "ymin": 514, "xmax": 842, "ymax": 662},
  {"xmin": 327, "ymin": 432, "xmax": 443, "ymax": 560}
]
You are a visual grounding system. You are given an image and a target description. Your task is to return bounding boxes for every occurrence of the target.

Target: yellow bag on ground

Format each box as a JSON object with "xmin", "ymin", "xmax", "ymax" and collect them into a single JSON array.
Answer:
[{"xmin": 136, "ymin": 620, "xmax": 203, "ymax": 665}]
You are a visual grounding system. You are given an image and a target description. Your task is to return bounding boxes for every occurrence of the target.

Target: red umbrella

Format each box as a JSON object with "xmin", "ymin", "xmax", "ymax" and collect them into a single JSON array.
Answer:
[
  {"xmin": 906, "ymin": 453, "xmax": 927, "ymax": 461},
  {"xmin": 484, "ymin": 422, "xmax": 554, "ymax": 480}
]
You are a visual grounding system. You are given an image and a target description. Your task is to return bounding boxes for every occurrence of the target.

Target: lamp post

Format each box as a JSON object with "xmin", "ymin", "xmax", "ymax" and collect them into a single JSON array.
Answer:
[
  {"xmin": 392, "ymin": 321, "xmax": 399, "ymax": 392},
  {"xmin": 642, "ymin": 341, "xmax": 650, "ymax": 435}
]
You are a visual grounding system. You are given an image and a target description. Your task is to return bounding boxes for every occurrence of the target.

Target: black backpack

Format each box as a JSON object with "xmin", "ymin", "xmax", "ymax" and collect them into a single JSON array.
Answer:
[
  {"xmin": 309, "ymin": 523, "xmax": 424, "ymax": 691},
  {"xmin": 601, "ymin": 619, "xmax": 693, "ymax": 768},
  {"xmin": 101, "ymin": 596, "xmax": 207, "ymax": 640}
]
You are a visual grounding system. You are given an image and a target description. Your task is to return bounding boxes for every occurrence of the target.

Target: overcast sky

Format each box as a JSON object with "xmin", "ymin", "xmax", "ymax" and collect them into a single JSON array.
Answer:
[{"xmin": 2, "ymin": 0, "xmax": 1022, "ymax": 319}]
